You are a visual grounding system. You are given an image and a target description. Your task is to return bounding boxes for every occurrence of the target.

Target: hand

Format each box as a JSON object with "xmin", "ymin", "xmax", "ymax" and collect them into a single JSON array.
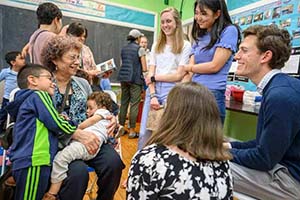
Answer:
[
  {"xmin": 223, "ymin": 142, "xmax": 232, "ymax": 149},
  {"xmin": 106, "ymin": 115, "xmax": 117, "ymax": 135},
  {"xmin": 72, "ymin": 129, "xmax": 100, "ymax": 155},
  {"xmin": 150, "ymin": 97, "xmax": 160, "ymax": 110},
  {"xmin": 145, "ymin": 76, "xmax": 151, "ymax": 86},
  {"xmin": 59, "ymin": 113, "xmax": 70, "ymax": 120},
  {"xmin": 181, "ymin": 72, "xmax": 192, "ymax": 82},
  {"xmin": 102, "ymin": 70, "xmax": 113, "ymax": 78},
  {"xmin": 88, "ymin": 69, "xmax": 101, "ymax": 77}
]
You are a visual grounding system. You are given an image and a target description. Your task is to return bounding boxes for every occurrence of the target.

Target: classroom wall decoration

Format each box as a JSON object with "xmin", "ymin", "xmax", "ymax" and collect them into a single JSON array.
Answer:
[
  {"xmin": 230, "ymin": 0, "xmax": 300, "ymax": 47},
  {"xmin": 1, "ymin": 0, "xmax": 155, "ymax": 29},
  {"xmin": 227, "ymin": 0, "xmax": 264, "ymax": 11}
]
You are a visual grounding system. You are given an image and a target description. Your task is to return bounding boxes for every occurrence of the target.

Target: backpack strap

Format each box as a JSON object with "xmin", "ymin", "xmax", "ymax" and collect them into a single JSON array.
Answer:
[{"xmin": 30, "ymin": 29, "xmax": 48, "ymax": 63}]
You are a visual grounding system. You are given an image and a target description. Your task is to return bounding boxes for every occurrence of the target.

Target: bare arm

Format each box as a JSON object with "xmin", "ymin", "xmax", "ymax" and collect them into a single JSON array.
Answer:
[
  {"xmin": 155, "ymin": 65, "xmax": 186, "ymax": 82},
  {"xmin": 140, "ymin": 55, "xmax": 147, "ymax": 72},
  {"xmin": 185, "ymin": 47, "xmax": 232, "ymax": 74},
  {"xmin": 78, "ymin": 114, "xmax": 103, "ymax": 130},
  {"xmin": 145, "ymin": 64, "xmax": 161, "ymax": 110},
  {"xmin": 182, "ymin": 55, "xmax": 195, "ymax": 82},
  {"xmin": 21, "ymin": 42, "xmax": 30, "ymax": 58}
]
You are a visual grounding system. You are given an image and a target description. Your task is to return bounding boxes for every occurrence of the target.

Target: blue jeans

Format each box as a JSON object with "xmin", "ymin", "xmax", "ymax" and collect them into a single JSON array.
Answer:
[{"xmin": 210, "ymin": 89, "xmax": 226, "ymax": 124}]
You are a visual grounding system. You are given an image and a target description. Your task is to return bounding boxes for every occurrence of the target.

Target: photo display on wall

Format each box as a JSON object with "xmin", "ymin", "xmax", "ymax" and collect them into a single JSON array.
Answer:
[{"xmin": 231, "ymin": 0, "xmax": 300, "ymax": 47}]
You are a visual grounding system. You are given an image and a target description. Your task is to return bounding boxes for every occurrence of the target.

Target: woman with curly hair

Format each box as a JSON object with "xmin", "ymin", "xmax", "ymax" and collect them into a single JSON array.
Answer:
[{"xmin": 42, "ymin": 35, "xmax": 124, "ymax": 200}]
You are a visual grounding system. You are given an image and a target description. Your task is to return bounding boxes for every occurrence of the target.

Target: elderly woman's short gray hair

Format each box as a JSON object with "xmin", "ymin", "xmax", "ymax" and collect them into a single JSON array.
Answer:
[{"xmin": 42, "ymin": 35, "xmax": 82, "ymax": 72}]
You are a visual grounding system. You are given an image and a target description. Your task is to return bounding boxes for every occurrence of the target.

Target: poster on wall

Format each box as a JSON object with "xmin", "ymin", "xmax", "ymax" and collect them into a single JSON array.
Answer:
[
  {"xmin": 231, "ymin": 0, "xmax": 300, "ymax": 47},
  {"xmin": 2, "ymin": 0, "xmax": 155, "ymax": 29}
]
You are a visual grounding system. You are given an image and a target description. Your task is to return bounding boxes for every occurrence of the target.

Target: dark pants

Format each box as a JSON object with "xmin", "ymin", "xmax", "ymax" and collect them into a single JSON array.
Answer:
[
  {"xmin": 0, "ymin": 98, "xmax": 9, "ymax": 131},
  {"xmin": 59, "ymin": 143, "xmax": 125, "ymax": 200},
  {"xmin": 119, "ymin": 82, "xmax": 142, "ymax": 128},
  {"xmin": 13, "ymin": 166, "xmax": 51, "ymax": 200}
]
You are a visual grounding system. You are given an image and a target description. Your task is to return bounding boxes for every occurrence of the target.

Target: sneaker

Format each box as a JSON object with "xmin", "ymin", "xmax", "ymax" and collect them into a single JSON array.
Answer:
[{"xmin": 128, "ymin": 132, "xmax": 139, "ymax": 139}]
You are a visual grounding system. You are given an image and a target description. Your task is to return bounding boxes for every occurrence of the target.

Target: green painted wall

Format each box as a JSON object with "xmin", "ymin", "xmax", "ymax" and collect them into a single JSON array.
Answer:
[
  {"xmin": 109, "ymin": 0, "xmax": 166, "ymax": 14},
  {"xmin": 170, "ymin": 0, "xmax": 194, "ymax": 21},
  {"xmin": 108, "ymin": 0, "xmax": 195, "ymax": 30}
]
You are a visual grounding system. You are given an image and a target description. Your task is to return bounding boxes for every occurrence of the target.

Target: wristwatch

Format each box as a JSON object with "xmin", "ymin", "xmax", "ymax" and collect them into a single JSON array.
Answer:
[{"xmin": 150, "ymin": 76, "xmax": 156, "ymax": 83}]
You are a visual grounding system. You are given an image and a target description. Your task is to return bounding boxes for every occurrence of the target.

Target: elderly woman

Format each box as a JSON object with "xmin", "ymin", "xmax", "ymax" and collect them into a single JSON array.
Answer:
[{"xmin": 42, "ymin": 35, "xmax": 124, "ymax": 200}]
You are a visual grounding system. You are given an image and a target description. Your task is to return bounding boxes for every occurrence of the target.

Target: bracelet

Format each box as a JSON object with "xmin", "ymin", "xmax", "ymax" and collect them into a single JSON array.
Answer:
[
  {"xmin": 190, "ymin": 66, "xmax": 193, "ymax": 73},
  {"xmin": 150, "ymin": 93, "xmax": 157, "ymax": 99}
]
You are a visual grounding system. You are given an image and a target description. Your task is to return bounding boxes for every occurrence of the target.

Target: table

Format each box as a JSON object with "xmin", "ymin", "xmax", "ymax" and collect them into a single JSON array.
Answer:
[{"xmin": 224, "ymin": 100, "xmax": 259, "ymax": 141}]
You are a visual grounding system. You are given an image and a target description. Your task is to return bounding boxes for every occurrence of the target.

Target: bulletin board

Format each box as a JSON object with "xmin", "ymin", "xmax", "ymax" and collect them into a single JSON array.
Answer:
[{"xmin": 230, "ymin": 0, "xmax": 300, "ymax": 47}]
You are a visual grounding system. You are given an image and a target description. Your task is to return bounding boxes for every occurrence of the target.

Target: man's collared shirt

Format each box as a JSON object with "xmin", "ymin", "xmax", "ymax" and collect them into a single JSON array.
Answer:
[{"xmin": 257, "ymin": 69, "xmax": 281, "ymax": 95}]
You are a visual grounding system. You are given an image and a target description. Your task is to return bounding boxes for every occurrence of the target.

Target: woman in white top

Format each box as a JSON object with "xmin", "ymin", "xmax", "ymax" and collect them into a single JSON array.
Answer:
[{"xmin": 138, "ymin": 7, "xmax": 191, "ymax": 150}]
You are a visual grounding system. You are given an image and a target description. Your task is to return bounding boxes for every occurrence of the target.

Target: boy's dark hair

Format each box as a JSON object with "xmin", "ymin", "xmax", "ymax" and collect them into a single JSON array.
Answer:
[
  {"xmin": 36, "ymin": 2, "xmax": 62, "ymax": 25},
  {"xmin": 87, "ymin": 91, "xmax": 112, "ymax": 112},
  {"xmin": 4, "ymin": 51, "xmax": 21, "ymax": 67},
  {"xmin": 17, "ymin": 63, "xmax": 52, "ymax": 89}
]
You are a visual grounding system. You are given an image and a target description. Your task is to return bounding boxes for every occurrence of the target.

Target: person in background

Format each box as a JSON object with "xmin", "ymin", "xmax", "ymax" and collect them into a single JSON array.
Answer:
[
  {"xmin": 138, "ymin": 7, "xmax": 191, "ymax": 150},
  {"xmin": 127, "ymin": 82, "xmax": 233, "ymax": 199},
  {"xmin": 223, "ymin": 25, "xmax": 300, "ymax": 199},
  {"xmin": 42, "ymin": 35, "xmax": 124, "ymax": 200},
  {"xmin": 117, "ymin": 29, "xmax": 147, "ymax": 139},
  {"xmin": 139, "ymin": 35, "xmax": 151, "ymax": 69},
  {"xmin": 66, "ymin": 22, "xmax": 100, "ymax": 84},
  {"xmin": 139, "ymin": 35, "xmax": 151, "ymax": 93},
  {"xmin": 100, "ymin": 78, "xmax": 112, "ymax": 90},
  {"xmin": 183, "ymin": 0, "xmax": 241, "ymax": 123},
  {"xmin": 24, "ymin": 2, "xmax": 62, "ymax": 64},
  {"xmin": 0, "ymin": 51, "xmax": 25, "ymax": 132}
]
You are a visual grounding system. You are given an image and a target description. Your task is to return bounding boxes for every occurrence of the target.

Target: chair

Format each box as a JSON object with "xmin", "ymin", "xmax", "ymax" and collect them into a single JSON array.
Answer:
[{"xmin": 103, "ymin": 90, "xmax": 117, "ymax": 103}]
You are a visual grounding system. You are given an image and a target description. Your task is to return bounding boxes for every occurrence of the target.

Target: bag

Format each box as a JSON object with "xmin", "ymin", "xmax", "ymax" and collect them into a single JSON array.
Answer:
[{"xmin": 146, "ymin": 107, "xmax": 164, "ymax": 131}]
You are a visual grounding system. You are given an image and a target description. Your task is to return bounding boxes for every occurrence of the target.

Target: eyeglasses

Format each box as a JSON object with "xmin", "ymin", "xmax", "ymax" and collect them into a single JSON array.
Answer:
[
  {"xmin": 65, "ymin": 54, "xmax": 80, "ymax": 62},
  {"xmin": 36, "ymin": 74, "xmax": 55, "ymax": 82}
]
